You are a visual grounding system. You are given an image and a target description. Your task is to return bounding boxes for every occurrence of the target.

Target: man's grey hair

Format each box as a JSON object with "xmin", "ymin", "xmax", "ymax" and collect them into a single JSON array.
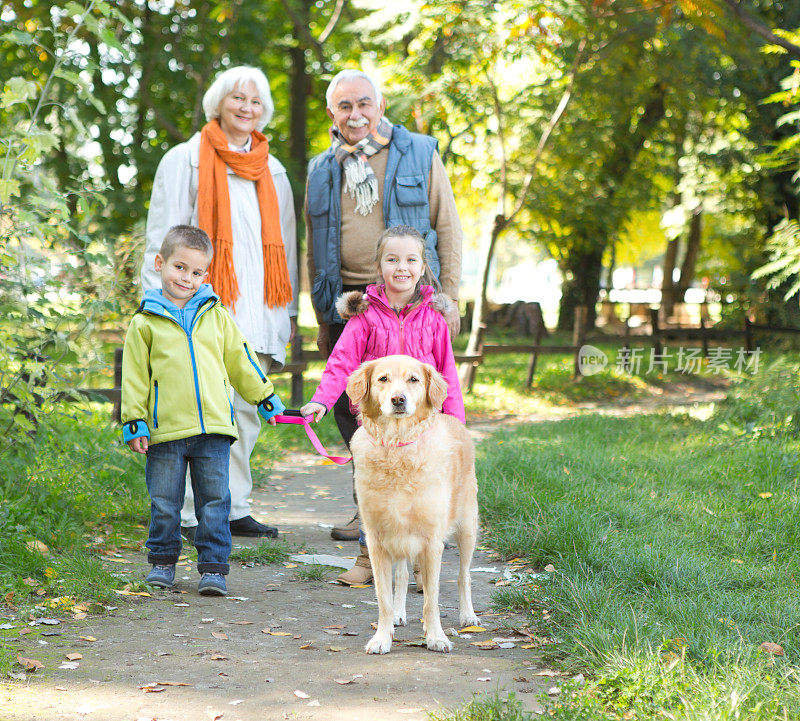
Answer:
[
  {"xmin": 325, "ymin": 69, "xmax": 383, "ymax": 109},
  {"xmin": 202, "ymin": 65, "xmax": 274, "ymax": 130}
]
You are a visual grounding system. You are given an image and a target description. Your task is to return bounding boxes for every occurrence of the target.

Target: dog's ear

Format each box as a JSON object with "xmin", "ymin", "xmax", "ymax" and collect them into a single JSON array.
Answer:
[
  {"xmin": 424, "ymin": 363, "xmax": 448, "ymax": 411},
  {"xmin": 346, "ymin": 361, "xmax": 372, "ymax": 407}
]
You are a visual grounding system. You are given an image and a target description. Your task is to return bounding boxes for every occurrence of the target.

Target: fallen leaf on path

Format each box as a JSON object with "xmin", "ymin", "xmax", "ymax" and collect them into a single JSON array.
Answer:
[
  {"xmin": 211, "ymin": 632, "xmax": 229, "ymax": 640},
  {"xmin": 403, "ymin": 640, "xmax": 427, "ymax": 647},
  {"xmin": 16, "ymin": 656, "xmax": 43, "ymax": 671},
  {"xmin": 532, "ymin": 669, "xmax": 562, "ymax": 677},
  {"xmin": 759, "ymin": 492, "xmax": 773, "ymax": 499},
  {"xmin": 335, "ymin": 678, "xmax": 355, "ymax": 685},
  {"xmin": 157, "ymin": 681, "xmax": 192, "ymax": 686},
  {"xmin": 471, "ymin": 640, "xmax": 499, "ymax": 649},
  {"xmin": 114, "ymin": 590, "xmax": 151, "ymax": 597},
  {"xmin": 350, "ymin": 584, "xmax": 371, "ymax": 589},
  {"xmin": 79, "ymin": 636, "xmax": 96, "ymax": 642},
  {"xmin": 760, "ymin": 642, "xmax": 784, "ymax": 656},
  {"xmin": 293, "ymin": 690, "xmax": 310, "ymax": 699},
  {"xmin": 209, "ymin": 654, "xmax": 228, "ymax": 661},
  {"xmin": 299, "ymin": 643, "xmax": 314, "ymax": 650},
  {"xmin": 229, "ymin": 621, "xmax": 253, "ymax": 625},
  {"xmin": 459, "ymin": 625, "xmax": 486, "ymax": 633},
  {"xmin": 544, "ymin": 564, "xmax": 556, "ymax": 573},
  {"xmin": 269, "ymin": 631, "xmax": 292, "ymax": 636},
  {"xmin": 65, "ymin": 653, "xmax": 83, "ymax": 661},
  {"xmin": 324, "ymin": 624, "xmax": 345, "ymax": 629},
  {"xmin": 328, "ymin": 646, "xmax": 347, "ymax": 652},
  {"xmin": 284, "ymin": 563, "xmax": 298, "ymax": 568}
]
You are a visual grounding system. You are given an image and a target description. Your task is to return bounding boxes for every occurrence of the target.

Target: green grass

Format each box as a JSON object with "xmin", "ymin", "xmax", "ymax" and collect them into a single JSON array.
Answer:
[
  {"xmin": 228, "ymin": 539, "xmax": 293, "ymax": 564},
  {"xmin": 294, "ymin": 564, "xmax": 339, "ymax": 581},
  {"xmin": 476, "ymin": 366, "xmax": 800, "ymax": 719},
  {"xmin": 427, "ymin": 693, "xmax": 534, "ymax": 720}
]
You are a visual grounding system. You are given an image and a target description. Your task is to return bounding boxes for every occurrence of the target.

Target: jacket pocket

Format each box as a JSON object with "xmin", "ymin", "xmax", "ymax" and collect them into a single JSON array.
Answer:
[
  {"xmin": 307, "ymin": 179, "xmax": 331, "ymax": 216},
  {"xmin": 395, "ymin": 175, "xmax": 427, "ymax": 206}
]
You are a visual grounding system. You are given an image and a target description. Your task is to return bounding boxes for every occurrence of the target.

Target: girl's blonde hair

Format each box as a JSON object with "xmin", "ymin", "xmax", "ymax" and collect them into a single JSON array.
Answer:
[{"xmin": 375, "ymin": 226, "xmax": 440, "ymax": 303}]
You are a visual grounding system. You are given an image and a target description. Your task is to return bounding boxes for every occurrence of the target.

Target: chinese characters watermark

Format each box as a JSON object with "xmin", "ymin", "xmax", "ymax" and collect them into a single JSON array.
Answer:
[{"xmin": 577, "ymin": 344, "xmax": 761, "ymax": 376}]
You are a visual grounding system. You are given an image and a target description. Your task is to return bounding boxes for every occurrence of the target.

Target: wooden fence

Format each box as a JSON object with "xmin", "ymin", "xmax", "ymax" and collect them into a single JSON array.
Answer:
[{"xmin": 75, "ymin": 303, "xmax": 800, "ymax": 419}]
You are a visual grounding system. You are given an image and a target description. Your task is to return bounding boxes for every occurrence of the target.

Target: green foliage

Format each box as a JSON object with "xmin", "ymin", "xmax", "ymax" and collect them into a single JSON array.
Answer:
[
  {"xmin": 1, "ymin": 2, "xmax": 127, "ymax": 459},
  {"xmin": 715, "ymin": 355, "xmax": 800, "ymax": 436},
  {"xmin": 476, "ymin": 367, "xmax": 800, "ymax": 717},
  {"xmin": 0, "ymin": 407, "xmax": 146, "ymax": 605}
]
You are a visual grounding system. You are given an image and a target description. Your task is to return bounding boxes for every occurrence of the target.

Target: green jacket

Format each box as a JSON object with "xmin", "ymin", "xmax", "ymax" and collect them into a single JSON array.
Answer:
[{"xmin": 121, "ymin": 285, "xmax": 275, "ymax": 445}]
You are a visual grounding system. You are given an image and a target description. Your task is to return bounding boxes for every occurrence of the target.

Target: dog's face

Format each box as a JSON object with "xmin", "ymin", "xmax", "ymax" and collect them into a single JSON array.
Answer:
[{"xmin": 346, "ymin": 355, "xmax": 448, "ymax": 421}]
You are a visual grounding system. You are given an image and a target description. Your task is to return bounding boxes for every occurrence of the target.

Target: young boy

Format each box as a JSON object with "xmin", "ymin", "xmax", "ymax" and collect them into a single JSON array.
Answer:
[{"xmin": 121, "ymin": 225, "xmax": 284, "ymax": 597}]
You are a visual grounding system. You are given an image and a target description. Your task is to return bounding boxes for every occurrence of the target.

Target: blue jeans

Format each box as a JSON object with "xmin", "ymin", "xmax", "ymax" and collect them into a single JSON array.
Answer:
[{"xmin": 145, "ymin": 434, "xmax": 232, "ymax": 575}]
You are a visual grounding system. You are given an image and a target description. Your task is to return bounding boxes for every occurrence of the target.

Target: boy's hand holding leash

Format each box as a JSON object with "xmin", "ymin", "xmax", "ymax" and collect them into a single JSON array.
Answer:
[{"xmin": 300, "ymin": 402, "xmax": 327, "ymax": 423}]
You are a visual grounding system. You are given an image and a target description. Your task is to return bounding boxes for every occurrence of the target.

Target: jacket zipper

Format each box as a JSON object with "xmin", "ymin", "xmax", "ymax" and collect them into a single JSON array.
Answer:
[
  {"xmin": 187, "ymin": 301, "xmax": 215, "ymax": 435},
  {"xmin": 224, "ymin": 379, "xmax": 234, "ymax": 425},
  {"xmin": 153, "ymin": 380, "xmax": 159, "ymax": 428}
]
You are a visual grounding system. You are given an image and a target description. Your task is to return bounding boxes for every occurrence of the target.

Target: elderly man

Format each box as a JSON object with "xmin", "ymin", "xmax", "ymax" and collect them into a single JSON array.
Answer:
[{"xmin": 305, "ymin": 69, "xmax": 463, "ymax": 559}]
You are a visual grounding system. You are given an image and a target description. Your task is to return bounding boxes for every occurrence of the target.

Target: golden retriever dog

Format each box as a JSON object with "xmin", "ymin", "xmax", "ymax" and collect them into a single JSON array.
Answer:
[{"xmin": 345, "ymin": 355, "xmax": 480, "ymax": 654}]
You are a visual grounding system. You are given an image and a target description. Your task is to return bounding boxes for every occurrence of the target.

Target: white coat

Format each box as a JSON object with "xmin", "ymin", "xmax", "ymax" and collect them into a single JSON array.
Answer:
[{"xmin": 142, "ymin": 132, "xmax": 298, "ymax": 366}]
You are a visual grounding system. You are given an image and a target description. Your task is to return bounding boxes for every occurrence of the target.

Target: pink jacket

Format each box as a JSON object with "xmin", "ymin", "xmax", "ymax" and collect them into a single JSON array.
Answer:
[{"xmin": 311, "ymin": 284, "xmax": 466, "ymax": 423}]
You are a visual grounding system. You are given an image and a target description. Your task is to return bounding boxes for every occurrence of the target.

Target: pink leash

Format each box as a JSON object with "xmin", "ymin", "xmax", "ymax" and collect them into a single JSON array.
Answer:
[{"xmin": 273, "ymin": 411, "xmax": 352, "ymax": 465}]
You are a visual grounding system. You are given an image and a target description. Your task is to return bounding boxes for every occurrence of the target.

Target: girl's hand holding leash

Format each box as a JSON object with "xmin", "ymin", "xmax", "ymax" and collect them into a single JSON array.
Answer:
[{"xmin": 300, "ymin": 402, "xmax": 327, "ymax": 423}]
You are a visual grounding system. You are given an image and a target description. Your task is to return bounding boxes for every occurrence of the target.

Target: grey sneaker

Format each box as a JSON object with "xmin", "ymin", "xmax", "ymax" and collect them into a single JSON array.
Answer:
[
  {"xmin": 146, "ymin": 564, "xmax": 175, "ymax": 588},
  {"xmin": 198, "ymin": 573, "xmax": 227, "ymax": 596}
]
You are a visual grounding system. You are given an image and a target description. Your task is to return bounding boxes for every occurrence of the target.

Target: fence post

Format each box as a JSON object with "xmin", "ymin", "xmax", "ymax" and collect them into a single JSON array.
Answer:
[
  {"xmin": 525, "ymin": 304, "xmax": 545, "ymax": 388},
  {"xmin": 113, "ymin": 347, "xmax": 123, "ymax": 423},
  {"xmin": 699, "ymin": 314, "xmax": 709, "ymax": 358},
  {"xmin": 290, "ymin": 333, "xmax": 304, "ymax": 407},
  {"xmin": 650, "ymin": 307, "xmax": 662, "ymax": 358},
  {"xmin": 572, "ymin": 306, "xmax": 587, "ymax": 378}
]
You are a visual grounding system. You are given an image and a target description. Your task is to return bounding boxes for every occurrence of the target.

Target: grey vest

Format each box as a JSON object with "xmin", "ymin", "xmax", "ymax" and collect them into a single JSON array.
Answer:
[{"xmin": 307, "ymin": 125, "xmax": 441, "ymax": 324}]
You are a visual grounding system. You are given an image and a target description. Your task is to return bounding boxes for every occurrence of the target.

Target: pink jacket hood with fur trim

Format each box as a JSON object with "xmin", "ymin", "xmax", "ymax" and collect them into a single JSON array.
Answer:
[{"xmin": 311, "ymin": 284, "xmax": 466, "ymax": 423}]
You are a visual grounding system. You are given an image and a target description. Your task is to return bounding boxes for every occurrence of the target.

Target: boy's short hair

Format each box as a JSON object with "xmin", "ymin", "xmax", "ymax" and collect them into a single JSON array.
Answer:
[{"xmin": 160, "ymin": 225, "xmax": 214, "ymax": 261}]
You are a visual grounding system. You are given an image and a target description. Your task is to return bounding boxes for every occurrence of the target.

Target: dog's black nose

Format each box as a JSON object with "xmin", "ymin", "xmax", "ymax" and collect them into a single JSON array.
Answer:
[{"xmin": 391, "ymin": 394, "xmax": 406, "ymax": 408}]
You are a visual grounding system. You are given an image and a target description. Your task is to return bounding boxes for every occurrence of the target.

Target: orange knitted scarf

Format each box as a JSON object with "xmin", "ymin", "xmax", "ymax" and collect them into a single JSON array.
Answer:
[{"xmin": 197, "ymin": 120, "xmax": 293, "ymax": 310}]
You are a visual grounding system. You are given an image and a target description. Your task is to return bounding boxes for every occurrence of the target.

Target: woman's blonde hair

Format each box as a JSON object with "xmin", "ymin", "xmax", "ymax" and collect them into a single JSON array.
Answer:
[{"xmin": 375, "ymin": 225, "xmax": 440, "ymax": 302}]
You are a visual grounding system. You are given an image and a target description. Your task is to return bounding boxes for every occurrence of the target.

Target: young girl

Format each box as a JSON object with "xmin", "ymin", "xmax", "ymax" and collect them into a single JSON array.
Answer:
[{"xmin": 301, "ymin": 224, "xmax": 465, "ymax": 585}]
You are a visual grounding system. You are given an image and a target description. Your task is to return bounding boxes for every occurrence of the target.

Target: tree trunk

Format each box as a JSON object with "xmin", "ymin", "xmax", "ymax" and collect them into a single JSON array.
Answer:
[
  {"xmin": 558, "ymin": 244, "xmax": 605, "ymax": 331},
  {"xmin": 288, "ymin": 41, "xmax": 309, "ymax": 238},
  {"xmin": 675, "ymin": 205, "xmax": 702, "ymax": 299},
  {"xmin": 661, "ymin": 237, "xmax": 679, "ymax": 317},
  {"xmin": 459, "ymin": 216, "xmax": 505, "ymax": 389}
]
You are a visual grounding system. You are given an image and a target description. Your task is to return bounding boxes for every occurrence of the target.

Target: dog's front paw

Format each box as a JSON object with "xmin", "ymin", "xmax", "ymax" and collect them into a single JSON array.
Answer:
[
  {"xmin": 426, "ymin": 634, "xmax": 453, "ymax": 653},
  {"xmin": 365, "ymin": 633, "xmax": 393, "ymax": 654},
  {"xmin": 393, "ymin": 610, "xmax": 407, "ymax": 626},
  {"xmin": 460, "ymin": 612, "xmax": 480, "ymax": 628}
]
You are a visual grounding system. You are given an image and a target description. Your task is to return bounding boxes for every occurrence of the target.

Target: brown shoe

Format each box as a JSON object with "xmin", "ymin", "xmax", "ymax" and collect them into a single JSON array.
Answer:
[
  {"xmin": 331, "ymin": 512, "xmax": 360, "ymax": 541},
  {"xmin": 413, "ymin": 563, "xmax": 423, "ymax": 594},
  {"xmin": 337, "ymin": 546, "xmax": 372, "ymax": 586}
]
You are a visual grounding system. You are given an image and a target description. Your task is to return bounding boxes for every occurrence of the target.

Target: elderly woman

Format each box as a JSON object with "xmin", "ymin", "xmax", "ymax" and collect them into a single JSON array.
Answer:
[{"xmin": 141, "ymin": 66, "xmax": 297, "ymax": 539}]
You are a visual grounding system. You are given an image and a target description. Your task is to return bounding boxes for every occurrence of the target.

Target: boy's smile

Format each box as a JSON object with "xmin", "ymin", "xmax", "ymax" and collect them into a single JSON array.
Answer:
[{"xmin": 154, "ymin": 247, "xmax": 211, "ymax": 308}]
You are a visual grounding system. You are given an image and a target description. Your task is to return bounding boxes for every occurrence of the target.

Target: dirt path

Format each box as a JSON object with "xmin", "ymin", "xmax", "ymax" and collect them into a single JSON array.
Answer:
[
  {"xmin": 1, "ymin": 448, "xmax": 554, "ymax": 721},
  {"xmin": 1, "ymin": 387, "xmax": 724, "ymax": 720}
]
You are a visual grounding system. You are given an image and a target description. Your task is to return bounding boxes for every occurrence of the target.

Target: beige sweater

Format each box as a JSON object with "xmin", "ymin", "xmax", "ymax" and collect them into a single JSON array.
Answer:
[{"xmin": 305, "ymin": 143, "xmax": 462, "ymax": 311}]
